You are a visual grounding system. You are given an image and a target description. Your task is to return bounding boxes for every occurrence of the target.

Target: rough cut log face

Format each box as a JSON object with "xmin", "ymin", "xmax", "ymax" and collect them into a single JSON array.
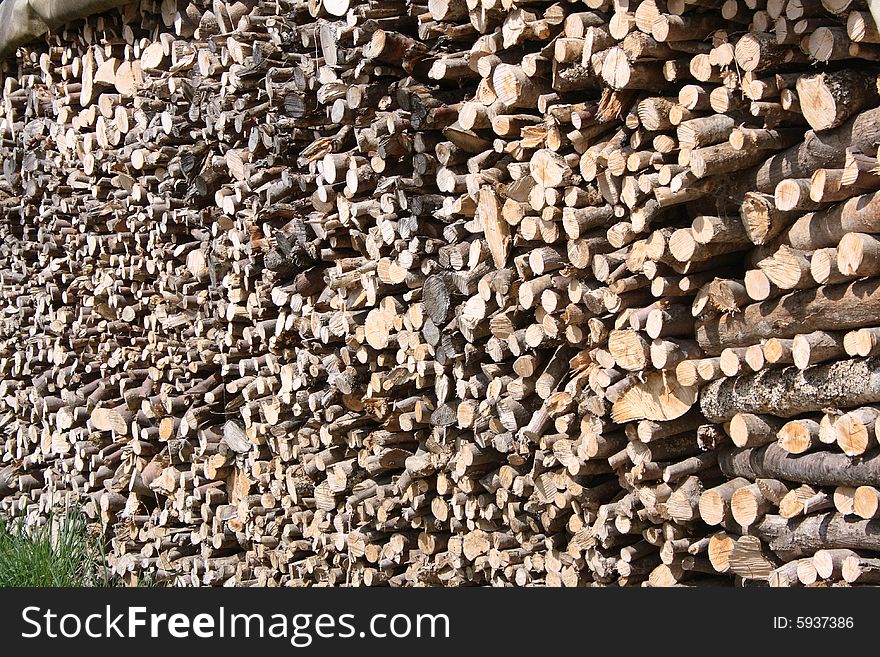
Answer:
[
  {"xmin": 6, "ymin": 0, "xmax": 880, "ymax": 589},
  {"xmin": 796, "ymin": 70, "xmax": 877, "ymax": 132},
  {"xmin": 611, "ymin": 371, "xmax": 697, "ymax": 422}
]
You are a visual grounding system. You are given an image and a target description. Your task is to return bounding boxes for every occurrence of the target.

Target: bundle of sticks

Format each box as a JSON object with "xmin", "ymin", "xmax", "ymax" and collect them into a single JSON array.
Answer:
[{"xmin": 1, "ymin": 0, "xmax": 880, "ymax": 586}]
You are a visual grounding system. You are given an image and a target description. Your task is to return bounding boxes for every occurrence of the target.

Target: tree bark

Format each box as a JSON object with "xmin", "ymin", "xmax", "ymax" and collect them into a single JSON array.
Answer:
[
  {"xmin": 719, "ymin": 443, "xmax": 880, "ymax": 488},
  {"xmin": 701, "ymin": 357, "xmax": 880, "ymax": 421},
  {"xmin": 696, "ymin": 279, "xmax": 880, "ymax": 353}
]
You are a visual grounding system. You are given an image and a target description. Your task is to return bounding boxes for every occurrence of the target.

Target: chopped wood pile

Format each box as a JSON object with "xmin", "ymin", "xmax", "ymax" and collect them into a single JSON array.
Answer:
[{"xmin": 1, "ymin": 0, "xmax": 880, "ymax": 587}]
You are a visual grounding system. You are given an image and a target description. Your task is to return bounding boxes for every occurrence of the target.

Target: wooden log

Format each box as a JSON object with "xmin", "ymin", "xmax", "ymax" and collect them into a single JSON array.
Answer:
[
  {"xmin": 776, "ymin": 418, "xmax": 820, "ymax": 455},
  {"xmin": 701, "ymin": 357, "xmax": 880, "ymax": 421},
  {"xmin": 838, "ymin": 232, "xmax": 880, "ymax": 278},
  {"xmin": 696, "ymin": 279, "xmax": 880, "ymax": 353},
  {"xmin": 699, "ymin": 477, "xmax": 752, "ymax": 526},
  {"xmin": 796, "ymin": 70, "xmax": 877, "ymax": 132},
  {"xmin": 746, "ymin": 512, "xmax": 880, "ymax": 562},
  {"xmin": 842, "ymin": 555, "xmax": 880, "ymax": 583},
  {"xmin": 719, "ymin": 443, "xmax": 880, "ymax": 488},
  {"xmin": 814, "ymin": 549, "xmax": 859, "ymax": 580},
  {"xmin": 791, "ymin": 330, "xmax": 846, "ymax": 369},
  {"xmin": 729, "ymin": 412, "xmax": 786, "ymax": 448},
  {"xmin": 853, "ymin": 485, "xmax": 880, "ymax": 519},
  {"xmin": 10, "ymin": 0, "xmax": 880, "ymax": 591},
  {"xmin": 834, "ymin": 406, "xmax": 880, "ymax": 456},
  {"xmin": 779, "ymin": 485, "xmax": 833, "ymax": 519}
]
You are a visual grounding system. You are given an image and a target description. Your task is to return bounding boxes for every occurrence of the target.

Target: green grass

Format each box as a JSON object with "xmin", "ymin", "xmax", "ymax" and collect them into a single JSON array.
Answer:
[{"xmin": 0, "ymin": 507, "xmax": 113, "ymax": 587}]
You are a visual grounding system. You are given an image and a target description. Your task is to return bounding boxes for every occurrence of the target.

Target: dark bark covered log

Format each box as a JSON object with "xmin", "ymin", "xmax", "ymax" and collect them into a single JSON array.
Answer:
[
  {"xmin": 697, "ymin": 279, "xmax": 880, "ymax": 353},
  {"xmin": 719, "ymin": 443, "xmax": 880, "ymax": 488},
  {"xmin": 753, "ymin": 513, "xmax": 880, "ymax": 560}
]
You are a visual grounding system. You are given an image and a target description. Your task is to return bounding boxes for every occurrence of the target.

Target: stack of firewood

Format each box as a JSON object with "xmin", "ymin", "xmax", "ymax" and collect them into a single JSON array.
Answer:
[{"xmin": 1, "ymin": 0, "xmax": 880, "ymax": 587}]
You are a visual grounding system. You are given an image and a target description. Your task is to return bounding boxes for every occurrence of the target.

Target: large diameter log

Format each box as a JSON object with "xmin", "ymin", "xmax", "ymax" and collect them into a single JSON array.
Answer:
[
  {"xmin": 776, "ymin": 418, "xmax": 820, "ymax": 455},
  {"xmin": 728, "ymin": 535, "xmax": 778, "ymax": 581},
  {"xmin": 323, "ymin": 0, "xmax": 350, "ymax": 16},
  {"xmin": 707, "ymin": 532, "xmax": 734, "ymax": 573},
  {"xmin": 701, "ymin": 357, "xmax": 880, "ymax": 422},
  {"xmin": 761, "ymin": 106, "xmax": 880, "ymax": 179},
  {"xmin": 732, "ymin": 480, "xmax": 790, "ymax": 528},
  {"xmin": 835, "ymin": 407, "xmax": 880, "ymax": 456},
  {"xmin": 838, "ymin": 233, "xmax": 880, "ymax": 277},
  {"xmin": 729, "ymin": 413, "xmax": 785, "ymax": 448},
  {"xmin": 427, "ymin": 0, "xmax": 467, "ymax": 21},
  {"xmin": 610, "ymin": 370, "xmax": 697, "ymax": 422},
  {"xmin": 530, "ymin": 150, "xmax": 576, "ymax": 188},
  {"xmin": 696, "ymin": 279, "xmax": 880, "ymax": 353},
  {"xmin": 753, "ymin": 513, "xmax": 880, "ymax": 560},
  {"xmin": 853, "ymin": 485, "xmax": 880, "ymax": 519},
  {"xmin": 842, "ymin": 556, "xmax": 880, "ymax": 583},
  {"xmin": 739, "ymin": 191, "xmax": 798, "ymax": 246},
  {"xmin": 609, "ymin": 329, "xmax": 650, "ymax": 371},
  {"xmin": 808, "ymin": 26, "xmax": 851, "ymax": 62},
  {"xmin": 795, "ymin": 70, "xmax": 877, "ymax": 132},
  {"xmin": 718, "ymin": 443, "xmax": 880, "ymax": 488},
  {"xmin": 0, "ymin": 466, "xmax": 14, "ymax": 497}
]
